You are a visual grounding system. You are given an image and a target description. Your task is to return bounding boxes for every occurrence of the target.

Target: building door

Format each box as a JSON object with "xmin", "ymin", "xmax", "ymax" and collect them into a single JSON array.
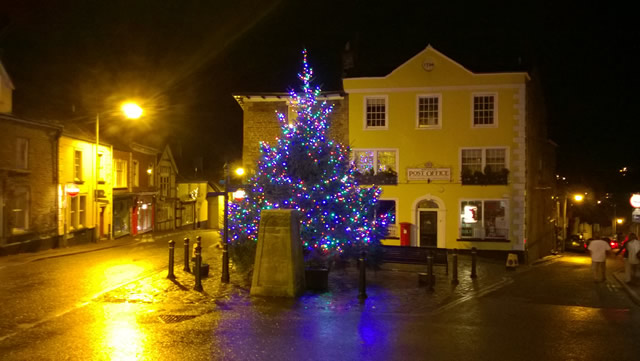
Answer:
[{"xmin": 419, "ymin": 210, "xmax": 438, "ymax": 247}]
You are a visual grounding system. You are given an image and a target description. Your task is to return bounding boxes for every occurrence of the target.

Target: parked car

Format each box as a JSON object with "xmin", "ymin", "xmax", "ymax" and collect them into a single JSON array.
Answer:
[{"xmin": 565, "ymin": 234, "xmax": 587, "ymax": 253}]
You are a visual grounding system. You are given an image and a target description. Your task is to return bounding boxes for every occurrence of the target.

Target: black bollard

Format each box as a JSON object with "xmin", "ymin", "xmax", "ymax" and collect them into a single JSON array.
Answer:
[
  {"xmin": 471, "ymin": 247, "xmax": 478, "ymax": 279},
  {"xmin": 427, "ymin": 250, "xmax": 435, "ymax": 291},
  {"xmin": 183, "ymin": 237, "xmax": 190, "ymax": 272},
  {"xmin": 167, "ymin": 240, "xmax": 175, "ymax": 280},
  {"xmin": 451, "ymin": 249, "xmax": 459, "ymax": 285},
  {"xmin": 358, "ymin": 251, "xmax": 368, "ymax": 301},
  {"xmin": 221, "ymin": 236, "xmax": 230, "ymax": 284},
  {"xmin": 194, "ymin": 242, "xmax": 203, "ymax": 291}
]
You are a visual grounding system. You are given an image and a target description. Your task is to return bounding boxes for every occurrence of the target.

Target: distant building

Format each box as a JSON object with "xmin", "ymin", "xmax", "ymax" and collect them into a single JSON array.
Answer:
[
  {"xmin": 155, "ymin": 145, "xmax": 179, "ymax": 231},
  {"xmin": 111, "ymin": 142, "xmax": 159, "ymax": 238},
  {"xmin": 176, "ymin": 176, "xmax": 215, "ymax": 230},
  {"xmin": 1, "ymin": 61, "xmax": 63, "ymax": 255}
]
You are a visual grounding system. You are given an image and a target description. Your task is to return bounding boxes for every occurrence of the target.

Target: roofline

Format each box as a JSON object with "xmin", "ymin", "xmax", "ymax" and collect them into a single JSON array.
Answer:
[
  {"xmin": 0, "ymin": 113, "xmax": 63, "ymax": 131},
  {"xmin": 343, "ymin": 44, "xmax": 530, "ymax": 81},
  {"xmin": 233, "ymin": 91, "xmax": 345, "ymax": 106}
]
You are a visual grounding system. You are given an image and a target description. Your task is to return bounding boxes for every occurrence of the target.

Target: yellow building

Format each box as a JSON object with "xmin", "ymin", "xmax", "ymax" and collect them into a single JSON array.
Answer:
[
  {"xmin": 343, "ymin": 46, "xmax": 555, "ymax": 260},
  {"xmin": 58, "ymin": 131, "xmax": 113, "ymax": 245}
]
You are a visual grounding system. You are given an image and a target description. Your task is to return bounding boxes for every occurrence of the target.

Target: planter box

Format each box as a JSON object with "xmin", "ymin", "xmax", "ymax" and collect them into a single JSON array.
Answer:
[{"xmin": 305, "ymin": 268, "xmax": 329, "ymax": 291}]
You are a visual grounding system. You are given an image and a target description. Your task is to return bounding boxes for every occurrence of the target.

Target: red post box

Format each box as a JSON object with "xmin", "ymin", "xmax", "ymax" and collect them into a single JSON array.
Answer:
[{"xmin": 400, "ymin": 222, "xmax": 411, "ymax": 246}]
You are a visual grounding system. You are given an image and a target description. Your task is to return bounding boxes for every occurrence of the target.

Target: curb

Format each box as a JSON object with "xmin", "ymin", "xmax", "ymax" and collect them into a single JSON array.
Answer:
[{"xmin": 612, "ymin": 272, "xmax": 640, "ymax": 306}]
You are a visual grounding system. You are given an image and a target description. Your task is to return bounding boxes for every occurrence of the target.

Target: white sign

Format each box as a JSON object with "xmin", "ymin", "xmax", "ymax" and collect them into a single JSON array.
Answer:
[
  {"xmin": 407, "ymin": 168, "xmax": 450, "ymax": 181},
  {"xmin": 463, "ymin": 205, "xmax": 478, "ymax": 223},
  {"xmin": 633, "ymin": 208, "xmax": 640, "ymax": 223},
  {"xmin": 630, "ymin": 194, "xmax": 640, "ymax": 208}
]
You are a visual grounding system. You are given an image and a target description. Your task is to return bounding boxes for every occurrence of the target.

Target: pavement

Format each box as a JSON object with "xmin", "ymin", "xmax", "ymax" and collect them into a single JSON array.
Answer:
[
  {"xmin": 1, "ymin": 231, "xmax": 571, "ymax": 314},
  {"xmin": 612, "ymin": 264, "xmax": 640, "ymax": 306}
]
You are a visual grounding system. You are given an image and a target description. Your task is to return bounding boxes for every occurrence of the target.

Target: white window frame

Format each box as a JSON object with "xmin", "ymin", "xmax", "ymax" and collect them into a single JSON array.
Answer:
[
  {"xmin": 352, "ymin": 148, "xmax": 399, "ymax": 174},
  {"xmin": 416, "ymin": 94, "xmax": 442, "ymax": 129},
  {"xmin": 363, "ymin": 95, "xmax": 389, "ymax": 130},
  {"xmin": 16, "ymin": 137, "xmax": 29, "ymax": 169},
  {"xmin": 459, "ymin": 198, "xmax": 509, "ymax": 239},
  {"xmin": 74, "ymin": 150, "xmax": 83, "ymax": 182},
  {"xmin": 459, "ymin": 146, "xmax": 509, "ymax": 179},
  {"xmin": 114, "ymin": 159, "xmax": 128, "ymax": 188},
  {"xmin": 10, "ymin": 186, "xmax": 29, "ymax": 234},
  {"xmin": 471, "ymin": 93, "xmax": 498, "ymax": 128},
  {"xmin": 133, "ymin": 160, "xmax": 139, "ymax": 187},
  {"xmin": 377, "ymin": 198, "xmax": 398, "ymax": 238}
]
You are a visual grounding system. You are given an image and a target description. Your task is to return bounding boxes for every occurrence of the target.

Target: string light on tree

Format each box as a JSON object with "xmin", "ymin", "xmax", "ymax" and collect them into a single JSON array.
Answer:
[{"xmin": 227, "ymin": 49, "xmax": 390, "ymax": 266}]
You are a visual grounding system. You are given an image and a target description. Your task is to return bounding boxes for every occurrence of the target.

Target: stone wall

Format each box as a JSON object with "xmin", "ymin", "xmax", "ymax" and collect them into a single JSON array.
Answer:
[
  {"xmin": 241, "ymin": 96, "xmax": 349, "ymax": 171},
  {"xmin": 0, "ymin": 117, "xmax": 60, "ymax": 246}
]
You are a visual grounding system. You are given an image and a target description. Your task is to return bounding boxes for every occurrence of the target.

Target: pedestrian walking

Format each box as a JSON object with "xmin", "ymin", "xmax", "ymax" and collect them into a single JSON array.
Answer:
[
  {"xmin": 616, "ymin": 233, "xmax": 640, "ymax": 284},
  {"xmin": 587, "ymin": 235, "xmax": 611, "ymax": 282}
]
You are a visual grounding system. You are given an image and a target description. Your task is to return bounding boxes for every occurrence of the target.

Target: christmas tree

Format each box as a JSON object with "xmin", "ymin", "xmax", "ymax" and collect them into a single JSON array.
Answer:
[{"xmin": 227, "ymin": 50, "xmax": 390, "ymax": 269}]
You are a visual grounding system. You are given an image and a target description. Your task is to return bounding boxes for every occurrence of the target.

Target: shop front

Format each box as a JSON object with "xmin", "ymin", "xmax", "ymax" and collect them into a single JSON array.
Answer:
[
  {"xmin": 133, "ymin": 195, "xmax": 154, "ymax": 235},
  {"xmin": 113, "ymin": 197, "xmax": 131, "ymax": 238}
]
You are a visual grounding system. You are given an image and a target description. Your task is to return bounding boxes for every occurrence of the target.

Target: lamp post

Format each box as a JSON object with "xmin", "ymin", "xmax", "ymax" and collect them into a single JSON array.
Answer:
[
  {"xmin": 221, "ymin": 163, "xmax": 244, "ymax": 283},
  {"xmin": 561, "ymin": 193, "xmax": 584, "ymax": 252},
  {"xmin": 94, "ymin": 102, "xmax": 143, "ymax": 241}
]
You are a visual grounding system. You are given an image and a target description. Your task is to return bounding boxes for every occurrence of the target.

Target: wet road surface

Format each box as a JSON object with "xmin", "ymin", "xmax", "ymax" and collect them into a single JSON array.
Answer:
[{"xmin": 1, "ymin": 234, "xmax": 638, "ymax": 360}]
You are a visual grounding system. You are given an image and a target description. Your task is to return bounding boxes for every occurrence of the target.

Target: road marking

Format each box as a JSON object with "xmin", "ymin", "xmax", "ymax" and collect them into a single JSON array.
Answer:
[{"xmin": 431, "ymin": 277, "xmax": 514, "ymax": 315}]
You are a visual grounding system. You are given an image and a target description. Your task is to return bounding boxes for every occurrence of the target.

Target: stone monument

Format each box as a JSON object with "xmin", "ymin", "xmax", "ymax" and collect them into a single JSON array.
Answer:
[{"xmin": 251, "ymin": 209, "xmax": 305, "ymax": 297}]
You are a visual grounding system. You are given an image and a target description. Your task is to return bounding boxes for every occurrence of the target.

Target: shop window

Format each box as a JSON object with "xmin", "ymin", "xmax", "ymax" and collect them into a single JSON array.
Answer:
[
  {"xmin": 460, "ymin": 199, "xmax": 508, "ymax": 239},
  {"xmin": 377, "ymin": 199, "xmax": 397, "ymax": 237}
]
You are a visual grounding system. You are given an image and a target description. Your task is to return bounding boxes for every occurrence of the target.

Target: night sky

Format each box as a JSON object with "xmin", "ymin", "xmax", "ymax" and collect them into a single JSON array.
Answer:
[{"xmin": 1, "ymin": 1, "xmax": 637, "ymax": 191}]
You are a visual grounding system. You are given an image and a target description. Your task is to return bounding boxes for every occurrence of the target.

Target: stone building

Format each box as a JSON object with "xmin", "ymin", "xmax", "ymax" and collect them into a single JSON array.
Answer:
[
  {"xmin": 233, "ymin": 92, "xmax": 349, "ymax": 172},
  {"xmin": 1, "ymin": 61, "xmax": 63, "ymax": 254}
]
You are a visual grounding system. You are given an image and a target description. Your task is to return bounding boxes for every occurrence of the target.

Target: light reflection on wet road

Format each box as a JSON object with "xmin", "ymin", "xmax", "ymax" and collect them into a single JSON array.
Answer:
[{"xmin": 0, "ymin": 236, "xmax": 638, "ymax": 360}]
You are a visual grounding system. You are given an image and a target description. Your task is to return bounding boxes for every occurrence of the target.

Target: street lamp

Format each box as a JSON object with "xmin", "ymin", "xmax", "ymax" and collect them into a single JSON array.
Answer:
[
  {"xmin": 94, "ymin": 101, "xmax": 143, "ymax": 241},
  {"xmin": 222, "ymin": 163, "xmax": 245, "ymax": 283},
  {"xmin": 561, "ymin": 193, "xmax": 584, "ymax": 252}
]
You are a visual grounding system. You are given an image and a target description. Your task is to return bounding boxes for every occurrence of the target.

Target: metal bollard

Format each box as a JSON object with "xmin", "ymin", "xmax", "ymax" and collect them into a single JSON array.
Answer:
[
  {"xmin": 451, "ymin": 249, "xmax": 459, "ymax": 285},
  {"xmin": 194, "ymin": 242, "xmax": 203, "ymax": 291},
  {"xmin": 358, "ymin": 251, "xmax": 368, "ymax": 301},
  {"xmin": 183, "ymin": 237, "xmax": 190, "ymax": 272},
  {"xmin": 471, "ymin": 247, "xmax": 478, "ymax": 279},
  {"xmin": 167, "ymin": 240, "xmax": 175, "ymax": 280},
  {"xmin": 427, "ymin": 250, "xmax": 434, "ymax": 291},
  {"xmin": 221, "ymin": 236, "xmax": 230, "ymax": 284}
]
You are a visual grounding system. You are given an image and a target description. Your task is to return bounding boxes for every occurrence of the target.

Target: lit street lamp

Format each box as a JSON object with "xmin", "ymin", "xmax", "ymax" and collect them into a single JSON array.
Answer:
[
  {"xmin": 94, "ymin": 102, "xmax": 143, "ymax": 241},
  {"xmin": 222, "ymin": 163, "xmax": 245, "ymax": 283},
  {"xmin": 561, "ymin": 193, "xmax": 584, "ymax": 252}
]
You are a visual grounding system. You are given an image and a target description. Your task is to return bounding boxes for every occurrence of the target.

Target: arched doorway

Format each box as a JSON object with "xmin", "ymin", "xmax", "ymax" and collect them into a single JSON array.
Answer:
[{"xmin": 412, "ymin": 196, "xmax": 446, "ymax": 248}]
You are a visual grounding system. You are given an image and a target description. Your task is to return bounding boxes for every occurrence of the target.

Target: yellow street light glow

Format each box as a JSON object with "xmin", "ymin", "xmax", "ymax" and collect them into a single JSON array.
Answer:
[
  {"xmin": 617, "ymin": 218, "xmax": 624, "ymax": 224},
  {"xmin": 573, "ymin": 194, "xmax": 584, "ymax": 202},
  {"xmin": 235, "ymin": 167, "xmax": 245, "ymax": 176},
  {"xmin": 147, "ymin": 168, "xmax": 152, "ymax": 175},
  {"xmin": 121, "ymin": 102, "xmax": 143, "ymax": 119}
]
